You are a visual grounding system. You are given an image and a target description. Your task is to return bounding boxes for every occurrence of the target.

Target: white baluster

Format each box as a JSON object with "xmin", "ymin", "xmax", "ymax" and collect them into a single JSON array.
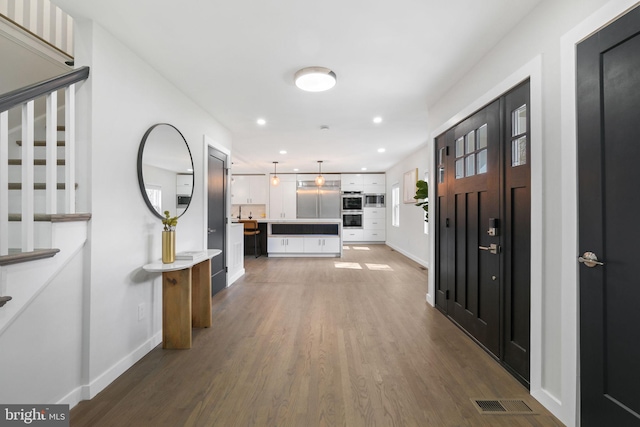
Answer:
[
  {"xmin": 46, "ymin": 90, "xmax": 57, "ymax": 214},
  {"xmin": 65, "ymin": 84, "xmax": 75, "ymax": 213},
  {"xmin": 0, "ymin": 111, "xmax": 8, "ymax": 256},
  {"xmin": 22, "ymin": 101, "xmax": 35, "ymax": 252}
]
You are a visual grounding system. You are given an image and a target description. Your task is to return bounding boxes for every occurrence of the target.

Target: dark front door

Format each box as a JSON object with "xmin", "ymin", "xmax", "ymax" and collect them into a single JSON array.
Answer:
[
  {"xmin": 435, "ymin": 81, "xmax": 531, "ymax": 385},
  {"xmin": 445, "ymin": 100, "xmax": 502, "ymax": 357},
  {"xmin": 577, "ymin": 6, "xmax": 640, "ymax": 426},
  {"xmin": 207, "ymin": 146, "xmax": 227, "ymax": 296}
]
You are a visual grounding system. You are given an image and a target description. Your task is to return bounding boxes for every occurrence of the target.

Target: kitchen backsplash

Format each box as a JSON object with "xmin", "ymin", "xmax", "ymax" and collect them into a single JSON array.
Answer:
[{"xmin": 231, "ymin": 204, "xmax": 266, "ymax": 219}]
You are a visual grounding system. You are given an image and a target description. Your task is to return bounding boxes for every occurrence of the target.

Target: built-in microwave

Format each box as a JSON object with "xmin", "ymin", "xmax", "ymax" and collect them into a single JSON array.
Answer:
[
  {"xmin": 364, "ymin": 194, "xmax": 385, "ymax": 208},
  {"xmin": 341, "ymin": 192, "xmax": 363, "ymax": 211},
  {"xmin": 342, "ymin": 212, "xmax": 363, "ymax": 228},
  {"xmin": 177, "ymin": 195, "xmax": 191, "ymax": 207}
]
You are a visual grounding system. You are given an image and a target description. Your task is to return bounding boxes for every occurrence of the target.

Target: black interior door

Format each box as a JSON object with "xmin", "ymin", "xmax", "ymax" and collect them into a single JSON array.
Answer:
[
  {"xmin": 207, "ymin": 146, "xmax": 227, "ymax": 296},
  {"xmin": 435, "ymin": 81, "xmax": 531, "ymax": 385},
  {"xmin": 577, "ymin": 6, "xmax": 640, "ymax": 426}
]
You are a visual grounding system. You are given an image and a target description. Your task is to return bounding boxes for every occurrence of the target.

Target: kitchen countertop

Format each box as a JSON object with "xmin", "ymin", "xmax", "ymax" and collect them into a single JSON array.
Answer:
[{"xmin": 233, "ymin": 218, "xmax": 342, "ymax": 224}]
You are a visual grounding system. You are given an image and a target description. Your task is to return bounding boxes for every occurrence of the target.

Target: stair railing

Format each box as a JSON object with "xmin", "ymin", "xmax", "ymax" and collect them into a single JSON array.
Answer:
[{"xmin": 0, "ymin": 66, "xmax": 89, "ymax": 256}]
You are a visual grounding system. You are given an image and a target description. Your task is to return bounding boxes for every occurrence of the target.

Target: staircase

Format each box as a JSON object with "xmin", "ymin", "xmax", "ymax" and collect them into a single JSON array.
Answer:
[{"xmin": 0, "ymin": 66, "xmax": 90, "ymax": 322}]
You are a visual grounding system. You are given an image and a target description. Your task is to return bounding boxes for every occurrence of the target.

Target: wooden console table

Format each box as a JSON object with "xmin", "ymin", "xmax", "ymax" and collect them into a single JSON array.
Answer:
[{"xmin": 142, "ymin": 249, "xmax": 222, "ymax": 349}]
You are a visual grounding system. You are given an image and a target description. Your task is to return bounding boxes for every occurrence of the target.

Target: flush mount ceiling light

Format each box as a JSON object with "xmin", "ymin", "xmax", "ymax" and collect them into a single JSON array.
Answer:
[
  {"xmin": 257, "ymin": 118, "xmax": 266, "ymax": 125},
  {"xmin": 294, "ymin": 67, "xmax": 337, "ymax": 92},
  {"xmin": 315, "ymin": 160, "xmax": 325, "ymax": 186},
  {"xmin": 271, "ymin": 161, "xmax": 279, "ymax": 186},
  {"xmin": 373, "ymin": 116, "xmax": 383, "ymax": 124}
]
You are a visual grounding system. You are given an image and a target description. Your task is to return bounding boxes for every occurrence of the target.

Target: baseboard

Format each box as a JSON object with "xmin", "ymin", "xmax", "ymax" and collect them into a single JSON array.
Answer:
[
  {"xmin": 62, "ymin": 332, "xmax": 162, "ymax": 408},
  {"xmin": 426, "ymin": 291, "xmax": 435, "ymax": 307},
  {"xmin": 531, "ymin": 387, "xmax": 564, "ymax": 426},
  {"xmin": 384, "ymin": 242, "xmax": 429, "ymax": 269},
  {"xmin": 228, "ymin": 268, "xmax": 245, "ymax": 286}
]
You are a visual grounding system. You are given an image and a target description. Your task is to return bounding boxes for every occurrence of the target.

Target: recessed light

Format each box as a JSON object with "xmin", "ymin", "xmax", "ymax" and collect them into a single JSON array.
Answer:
[
  {"xmin": 320, "ymin": 125, "xmax": 330, "ymax": 131},
  {"xmin": 280, "ymin": 150, "xmax": 287, "ymax": 154},
  {"xmin": 361, "ymin": 167, "xmax": 367, "ymax": 171},
  {"xmin": 293, "ymin": 168, "xmax": 299, "ymax": 172},
  {"xmin": 377, "ymin": 148, "xmax": 386, "ymax": 153},
  {"xmin": 257, "ymin": 118, "xmax": 266, "ymax": 125},
  {"xmin": 373, "ymin": 116, "xmax": 383, "ymax": 124}
]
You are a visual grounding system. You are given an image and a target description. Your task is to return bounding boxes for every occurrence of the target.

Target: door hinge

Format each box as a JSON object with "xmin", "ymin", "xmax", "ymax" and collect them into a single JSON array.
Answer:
[
  {"xmin": 225, "ymin": 168, "xmax": 230, "ymax": 175},
  {"xmin": 225, "ymin": 266, "xmax": 228, "ymax": 273},
  {"xmin": 446, "ymin": 218, "xmax": 450, "ymax": 227},
  {"xmin": 445, "ymin": 146, "xmax": 449, "ymax": 156},
  {"xmin": 445, "ymin": 289, "xmax": 450, "ymax": 300}
]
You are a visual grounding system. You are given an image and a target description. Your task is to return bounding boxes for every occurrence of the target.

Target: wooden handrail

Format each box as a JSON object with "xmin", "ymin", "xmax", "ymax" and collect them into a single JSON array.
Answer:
[{"xmin": 0, "ymin": 66, "xmax": 89, "ymax": 113}]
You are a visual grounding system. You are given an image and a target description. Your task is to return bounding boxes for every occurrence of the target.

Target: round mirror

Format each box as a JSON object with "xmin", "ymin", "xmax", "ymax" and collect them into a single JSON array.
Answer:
[{"xmin": 137, "ymin": 123, "xmax": 194, "ymax": 219}]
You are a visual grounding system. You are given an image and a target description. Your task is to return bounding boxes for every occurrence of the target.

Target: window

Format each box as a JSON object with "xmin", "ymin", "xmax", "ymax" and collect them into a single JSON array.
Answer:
[{"xmin": 392, "ymin": 184, "xmax": 400, "ymax": 227}]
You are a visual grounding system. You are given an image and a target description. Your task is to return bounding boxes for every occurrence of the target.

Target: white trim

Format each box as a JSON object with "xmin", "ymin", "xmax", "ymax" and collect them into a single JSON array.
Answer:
[
  {"xmin": 65, "ymin": 84, "xmax": 76, "ymax": 213},
  {"xmin": 385, "ymin": 242, "xmax": 429, "ymax": 269},
  {"xmin": 426, "ymin": 54, "xmax": 549, "ymax": 414},
  {"xmin": 0, "ymin": 111, "xmax": 8, "ymax": 256},
  {"xmin": 0, "ymin": 13, "xmax": 72, "ymax": 63},
  {"xmin": 22, "ymin": 101, "xmax": 35, "ymax": 252},
  {"xmin": 560, "ymin": 1, "xmax": 639, "ymax": 426},
  {"xmin": 64, "ymin": 331, "xmax": 163, "ymax": 407},
  {"xmin": 45, "ymin": 90, "xmax": 57, "ymax": 214}
]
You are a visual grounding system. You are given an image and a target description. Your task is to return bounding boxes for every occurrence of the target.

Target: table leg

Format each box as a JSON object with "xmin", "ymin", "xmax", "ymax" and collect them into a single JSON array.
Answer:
[
  {"xmin": 162, "ymin": 268, "xmax": 192, "ymax": 349},
  {"xmin": 192, "ymin": 258, "xmax": 212, "ymax": 328}
]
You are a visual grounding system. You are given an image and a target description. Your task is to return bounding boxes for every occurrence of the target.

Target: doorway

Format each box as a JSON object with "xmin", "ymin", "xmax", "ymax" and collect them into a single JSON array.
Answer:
[
  {"xmin": 207, "ymin": 146, "xmax": 228, "ymax": 296},
  {"xmin": 435, "ymin": 81, "xmax": 531, "ymax": 385},
  {"xmin": 577, "ymin": 5, "xmax": 640, "ymax": 425}
]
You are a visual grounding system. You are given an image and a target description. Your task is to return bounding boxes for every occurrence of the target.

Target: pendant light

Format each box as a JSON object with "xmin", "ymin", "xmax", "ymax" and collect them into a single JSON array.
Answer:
[
  {"xmin": 315, "ymin": 160, "xmax": 325, "ymax": 186},
  {"xmin": 271, "ymin": 161, "xmax": 280, "ymax": 186}
]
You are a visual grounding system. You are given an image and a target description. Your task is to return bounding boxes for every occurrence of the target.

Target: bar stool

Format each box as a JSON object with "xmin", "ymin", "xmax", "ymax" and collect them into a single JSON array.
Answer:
[{"xmin": 240, "ymin": 220, "xmax": 261, "ymax": 257}]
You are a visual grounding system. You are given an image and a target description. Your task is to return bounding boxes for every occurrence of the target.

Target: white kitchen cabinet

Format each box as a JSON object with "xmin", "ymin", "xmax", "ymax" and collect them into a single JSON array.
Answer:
[
  {"xmin": 363, "ymin": 174, "xmax": 385, "ymax": 194},
  {"xmin": 341, "ymin": 174, "xmax": 364, "ymax": 192},
  {"xmin": 269, "ymin": 174, "xmax": 297, "ymax": 219},
  {"xmin": 267, "ymin": 237, "xmax": 305, "ymax": 253},
  {"xmin": 363, "ymin": 229, "xmax": 385, "ymax": 242},
  {"xmin": 303, "ymin": 237, "xmax": 341, "ymax": 253},
  {"xmin": 342, "ymin": 228, "xmax": 364, "ymax": 242},
  {"xmin": 228, "ymin": 223, "xmax": 245, "ymax": 284},
  {"xmin": 363, "ymin": 206, "xmax": 385, "ymax": 242},
  {"xmin": 363, "ymin": 207, "xmax": 385, "ymax": 219},
  {"xmin": 232, "ymin": 175, "xmax": 267, "ymax": 204},
  {"xmin": 176, "ymin": 174, "xmax": 193, "ymax": 195}
]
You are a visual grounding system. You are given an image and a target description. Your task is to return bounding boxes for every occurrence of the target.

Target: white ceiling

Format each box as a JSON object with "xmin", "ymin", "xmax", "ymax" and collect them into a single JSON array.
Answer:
[{"xmin": 52, "ymin": 0, "xmax": 542, "ymax": 174}]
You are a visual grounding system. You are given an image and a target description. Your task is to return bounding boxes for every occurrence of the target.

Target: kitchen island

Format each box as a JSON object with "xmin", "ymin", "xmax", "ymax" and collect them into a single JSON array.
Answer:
[{"xmin": 258, "ymin": 218, "xmax": 342, "ymax": 257}]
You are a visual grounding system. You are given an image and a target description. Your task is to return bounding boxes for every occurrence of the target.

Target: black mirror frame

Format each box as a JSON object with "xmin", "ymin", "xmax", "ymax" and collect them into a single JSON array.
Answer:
[{"xmin": 137, "ymin": 123, "xmax": 194, "ymax": 220}]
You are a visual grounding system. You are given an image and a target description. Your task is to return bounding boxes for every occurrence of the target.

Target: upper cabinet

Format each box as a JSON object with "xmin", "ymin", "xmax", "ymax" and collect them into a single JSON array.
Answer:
[
  {"xmin": 176, "ymin": 174, "xmax": 193, "ymax": 196},
  {"xmin": 363, "ymin": 174, "xmax": 385, "ymax": 194},
  {"xmin": 232, "ymin": 175, "xmax": 267, "ymax": 204},
  {"xmin": 269, "ymin": 174, "xmax": 297, "ymax": 219},
  {"xmin": 341, "ymin": 174, "xmax": 364, "ymax": 192}
]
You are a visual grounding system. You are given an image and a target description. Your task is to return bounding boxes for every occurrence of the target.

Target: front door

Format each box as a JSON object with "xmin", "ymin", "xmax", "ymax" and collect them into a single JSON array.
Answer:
[
  {"xmin": 435, "ymin": 81, "xmax": 531, "ymax": 385},
  {"xmin": 207, "ymin": 146, "xmax": 227, "ymax": 296},
  {"xmin": 577, "ymin": 6, "xmax": 640, "ymax": 425}
]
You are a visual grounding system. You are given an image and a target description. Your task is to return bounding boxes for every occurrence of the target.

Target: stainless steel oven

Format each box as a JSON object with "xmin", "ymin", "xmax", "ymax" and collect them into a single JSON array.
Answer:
[
  {"xmin": 342, "ymin": 211, "xmax": 363, "ymax": 228},
  {"xmin": 341, "ymin": 192, "xmax": 363, "ymax": 211},
  {"xmin": 364, "ymin": 193, "xmax": 385, "ymax": 208}
]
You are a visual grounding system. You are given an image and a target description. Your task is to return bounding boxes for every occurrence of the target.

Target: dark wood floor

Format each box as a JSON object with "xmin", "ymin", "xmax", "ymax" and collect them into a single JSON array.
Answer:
[{"xmin": 71, "ymin": 244, "xmax": 563, "ymax": 427}]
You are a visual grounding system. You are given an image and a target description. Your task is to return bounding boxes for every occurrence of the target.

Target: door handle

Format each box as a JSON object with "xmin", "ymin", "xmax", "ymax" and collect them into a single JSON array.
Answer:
[
  {"xmin": 207, "ymin": 228, "xmax": 215, "ymax": 234},
  {"xmin": 479, "ymin": 243, "xmax": 500, "ymax": 255},
  {"xmin": 578, "ymin": 251, "xmax": 604, "ymax": 267}
]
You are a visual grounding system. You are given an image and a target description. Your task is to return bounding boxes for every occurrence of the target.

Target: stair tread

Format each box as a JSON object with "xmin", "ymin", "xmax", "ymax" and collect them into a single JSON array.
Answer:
[
  {"xmin": 8, "ymin": 159, "xmax": 65, "ymax": 165},
  {"xmin": 8, "ymin": 213, "xmax": 91, "ymax": 222},
  {"xmin": 0, "ymin": 248, "xmax": 60, "ymax": 266},
  {"xmin": 8, "ymin": 183, "xmax": 78, "ymax": 190},
  {"xmin": 16, "ymin": 140, "xmax": 65, "ymax": 146}
]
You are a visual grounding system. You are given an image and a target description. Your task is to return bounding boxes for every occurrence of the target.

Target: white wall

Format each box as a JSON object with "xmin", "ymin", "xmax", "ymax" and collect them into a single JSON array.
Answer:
[
  {"xmin": 419, "ymin": 0, "xmax": 612, "ymax": 425},
  {"xmin": 67, "ymin": 19, "xmax": 231, "ymax": 403},
  {"xmin": 385, "ymin": 144, "xmax": 430, "ymax": 268}
]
